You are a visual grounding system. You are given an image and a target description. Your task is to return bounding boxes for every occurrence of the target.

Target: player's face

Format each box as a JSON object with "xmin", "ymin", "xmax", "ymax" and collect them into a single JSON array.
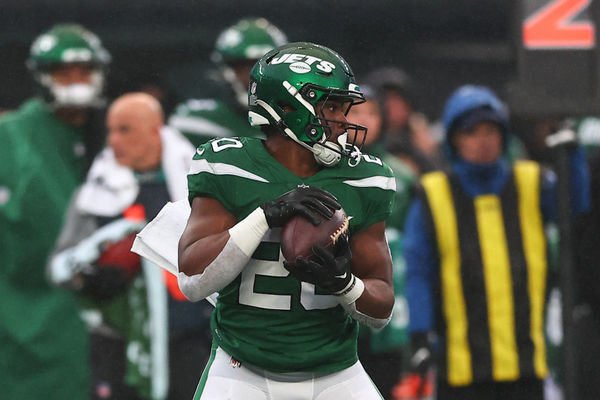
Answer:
[
  {"xmin": 452, "ymin": 121, "xmax": 503, "ymax": 164},
  {"xmin": 317, "ymin": 98, "xmax": 350, "ymax": 141},
  {"xmin": 347, "ymin": 99, "xmax": 382, "ymax": 145},
  {"xmin": 106, "ymin": 108, "xmax": 159, "ymax": 170},
  {"xmin": 49, "ymin": 64, "xmax": 95, "ymax": 86}
]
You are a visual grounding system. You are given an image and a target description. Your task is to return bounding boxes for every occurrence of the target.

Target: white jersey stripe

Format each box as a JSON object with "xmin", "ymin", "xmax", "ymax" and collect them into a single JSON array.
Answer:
[
  {"xmin": 343, "ymin": 176, "xmax": 396, "ymax": 191},
  {"xmin": 189, "ymin": 159, "xmax": 270, "ymax": 183},
  {"xmin": 168, "ymin": 115, "xmax": 232, "ymax": 137}
]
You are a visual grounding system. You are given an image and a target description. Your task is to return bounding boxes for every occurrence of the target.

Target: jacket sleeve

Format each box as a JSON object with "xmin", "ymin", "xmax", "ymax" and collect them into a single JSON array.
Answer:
[
  {"xmin": 46, "ymin": 190, "xmax": 98, "ymax": 285},
  {"xmin": 404, "ymin": 198, "xmax": 438, "ymax": 333}
]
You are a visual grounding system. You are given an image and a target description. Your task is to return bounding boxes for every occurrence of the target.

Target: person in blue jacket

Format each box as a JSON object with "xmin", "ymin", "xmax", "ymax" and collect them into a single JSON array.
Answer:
[{"xmin": 403, "ymin": 85, "xmax": 589, "ymax": 400}]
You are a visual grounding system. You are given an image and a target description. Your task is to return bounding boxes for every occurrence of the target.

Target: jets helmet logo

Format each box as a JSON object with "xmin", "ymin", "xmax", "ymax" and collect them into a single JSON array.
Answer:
[{"xmin": 271, "ymin": 53, "xmax": 336, "ymax": 74}]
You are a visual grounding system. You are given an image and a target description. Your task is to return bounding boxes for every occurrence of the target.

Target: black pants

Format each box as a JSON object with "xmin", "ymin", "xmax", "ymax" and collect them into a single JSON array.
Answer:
[
  {"xmin": 357, "ymin": 338, "xmax": 404, "ymax": 400},
  {"xmin": 89, "ymin": 334, "xmax": 141, "ymax": 400},
  {"xmin": 167, "ymin": 334, "xmax": 211, "ymax": 400},
  {"xmin": 437, "ymin": 378, "xmax": 543, "ymax": 400},
  {"xmin": 575, "ymin": 310, "xmax": 600, "ymax": 399},
  {"xmin": 90, "ymin": 333, "xmax": 211, "ymax": 400}
]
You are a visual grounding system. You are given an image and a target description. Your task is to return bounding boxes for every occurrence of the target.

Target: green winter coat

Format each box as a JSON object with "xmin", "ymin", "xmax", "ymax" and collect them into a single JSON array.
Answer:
[{"xmin": 0, "ymin": 99, "xmax": 90, "ymax": 399}]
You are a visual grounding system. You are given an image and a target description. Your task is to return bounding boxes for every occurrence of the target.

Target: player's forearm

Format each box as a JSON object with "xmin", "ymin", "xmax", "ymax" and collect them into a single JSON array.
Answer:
[
  {"xmin": 355, "ymin": 278, "xmax": 395, "ymax": 319},
  {"xmin": 178, "ymin": 235, "xmax": 250, "ymax": 301},
  {"xmin": 178, "ymin": 205, "xmax": 269, "ymax": 275},
  {"xmin": 178, "ymin": 232, "xmax": 230, "ymax": 276},
  {"xmin": 339, "ymin": 277, "xmax": 393, "ymax": 330},
  {"xmin": 177, "ymin": 207, "xmax": 270, "ymax": 301},
  {"xmin": 334, "ymin": 275, "xmax": 393, "ymax": 330}
]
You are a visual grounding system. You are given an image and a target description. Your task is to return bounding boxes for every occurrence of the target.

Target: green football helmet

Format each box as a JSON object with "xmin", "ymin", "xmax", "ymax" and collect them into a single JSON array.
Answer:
[
  {"xmin": 248, "ymin": 42, "xmax": 366, "ymax": 166},
  {"xmin": 212, "ymin": 18, "xmax": 287, "ymax": 107},
  {"xmin": 27, "ymin": 23, "xmax": 110, "ymax": 108}
]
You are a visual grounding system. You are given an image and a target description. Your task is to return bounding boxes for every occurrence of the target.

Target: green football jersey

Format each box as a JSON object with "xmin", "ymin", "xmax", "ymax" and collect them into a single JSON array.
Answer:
[
  {"xmin": 187, "ymin": 136, "xmax": 395, "ymax": 373},
  {"xmin": 168, "ymin": 98, "xmax": 262, "ymax": 148}
]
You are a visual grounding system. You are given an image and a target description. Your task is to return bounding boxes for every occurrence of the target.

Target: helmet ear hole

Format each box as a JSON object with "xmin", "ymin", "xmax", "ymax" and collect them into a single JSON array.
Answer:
[{"xmin": 305, "ymin": 124, "xmax": 321, "ymax": 141}]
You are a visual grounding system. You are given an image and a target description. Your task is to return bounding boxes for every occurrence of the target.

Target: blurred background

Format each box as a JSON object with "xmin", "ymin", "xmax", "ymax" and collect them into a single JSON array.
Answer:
[{"xmin": 1, "ymin": 0, "xmax": 516, "ymax": 119}]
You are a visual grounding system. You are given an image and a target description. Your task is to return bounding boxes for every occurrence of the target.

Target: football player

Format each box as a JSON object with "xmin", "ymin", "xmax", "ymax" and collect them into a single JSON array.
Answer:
[
  {"xmin": 168, "ymin": 17, "xmax": 287, "ymax": 147},
  {"xmin": 177, "ymin": 42, "xmax": 396, "ymax": 400},
  {"xmin": 0, "ymin": 23, "xmax": 109, "ymax": 400}
]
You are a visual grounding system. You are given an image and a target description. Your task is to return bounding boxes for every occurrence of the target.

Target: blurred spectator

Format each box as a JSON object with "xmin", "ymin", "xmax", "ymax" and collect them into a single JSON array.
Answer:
[
  {"xmin": 348, "ymin": 84, "xmax": 415, "ymax": 399},
  {"xmin": 508, "ymin": 114, "xmax": 591, "ymax": 399},
  {"xmin": 348, "ymin": 84, "xmax": 418, "ymax": 228},
  {"xmin": 366, "ymin": 66, "xmax": 443, "ymax": 172},
  {"xmin": 168, "ymin": 17, "xmax": 287, "ymax": 147},
  {"xmin": 570, "ymin": 115, "xmax": 600, "ymax": 400},
  {"xmin": 48, "ymin": 93, "xmax": 207, "ymax": 400},
  {"xmin": 0, "ymin": 23, "xmax": 109, "ymax": 400},
  {"xmin": 402, "ymin": 85, "xmax": 589, "ymax": 400}
]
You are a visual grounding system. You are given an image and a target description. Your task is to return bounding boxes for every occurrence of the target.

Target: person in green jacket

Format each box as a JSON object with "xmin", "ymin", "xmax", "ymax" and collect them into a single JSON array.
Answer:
[
  {"xmin": 0, "ymin": 23, "xmax": 110, "ymax": 400},
  {"xmin": 168, "ymin": 17, "xmax": 287, "ymax": 148}
]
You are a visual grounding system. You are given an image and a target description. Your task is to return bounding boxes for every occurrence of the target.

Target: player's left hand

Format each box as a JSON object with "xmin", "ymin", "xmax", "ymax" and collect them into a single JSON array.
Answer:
[{"xmin": 283, "ymin": 234, "xmax": 352, "ymax": 293}]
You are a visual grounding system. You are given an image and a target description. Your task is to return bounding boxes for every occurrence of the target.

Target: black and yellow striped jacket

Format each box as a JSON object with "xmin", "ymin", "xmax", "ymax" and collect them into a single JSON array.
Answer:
[{"xmin": 420, "ymin": 160, "xmax": 548, "ymax": 386}]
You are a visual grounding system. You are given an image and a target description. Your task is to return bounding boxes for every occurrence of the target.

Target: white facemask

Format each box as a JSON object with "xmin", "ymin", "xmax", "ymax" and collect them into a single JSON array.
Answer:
[
  {"xmin": 251, "ymin": 98, "xmax": 351, "ymax": 167},
  {"xmin": 40, "ymin": 71, "xmax": 104, "ymax": 108}
]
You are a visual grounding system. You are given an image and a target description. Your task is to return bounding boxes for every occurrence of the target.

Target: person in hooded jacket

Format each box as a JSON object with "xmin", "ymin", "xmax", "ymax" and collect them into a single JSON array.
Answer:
[{"xmin": 402, "ymin": 85, "xmax": 589, "ymax": 400}]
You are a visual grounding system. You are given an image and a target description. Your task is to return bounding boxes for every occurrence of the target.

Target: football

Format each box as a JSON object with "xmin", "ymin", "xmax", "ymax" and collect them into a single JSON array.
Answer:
[{"xmin": 280, "ymin": 208, "xmax": 349, "ymax": 263}]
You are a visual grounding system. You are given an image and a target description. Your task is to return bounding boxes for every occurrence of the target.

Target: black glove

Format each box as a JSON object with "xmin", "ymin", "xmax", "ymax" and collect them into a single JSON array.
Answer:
[
  {"xmin": 78, "ymin": 233, "xmax": 141, "ymax": 300},
  {"xmin": 283, "ymin": 234, "xmax": 352, "ymax": 293},
  {"xmin": 78, "ymin": 264, "xmax": 132, "ymax": 300},
  {"xmin": 261, "ymin": 186, "xmax": 341, "ymax": 228}
]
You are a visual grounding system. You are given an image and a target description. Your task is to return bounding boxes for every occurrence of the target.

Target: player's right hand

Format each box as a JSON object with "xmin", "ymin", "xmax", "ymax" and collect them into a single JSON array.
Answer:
[{"xmin": 260, "ymin": 186, "xmax": 341, "ymax": 227}]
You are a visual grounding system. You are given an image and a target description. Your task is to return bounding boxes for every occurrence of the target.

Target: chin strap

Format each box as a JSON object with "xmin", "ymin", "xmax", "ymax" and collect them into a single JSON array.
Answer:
[
  {"xmin": 252, "ymin": 98, "xmax": 347, "ymax": 167},
  {"xmin": 312, "ymin": 134, "xmax": 348, "ymax": 166}
]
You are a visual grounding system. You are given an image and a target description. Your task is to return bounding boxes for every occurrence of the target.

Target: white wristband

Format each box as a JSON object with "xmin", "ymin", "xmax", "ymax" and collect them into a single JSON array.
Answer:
[
  {"xmin": 228, "ymin": 207, "xmax": 270, "ymax": 257},
  {"xmin": 335, "ymin": 275, "xmax": 365, "ymax": 305},
  {"xmin": 341, "ymin": 301, "xmax": 391, "ymax": 331}
]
